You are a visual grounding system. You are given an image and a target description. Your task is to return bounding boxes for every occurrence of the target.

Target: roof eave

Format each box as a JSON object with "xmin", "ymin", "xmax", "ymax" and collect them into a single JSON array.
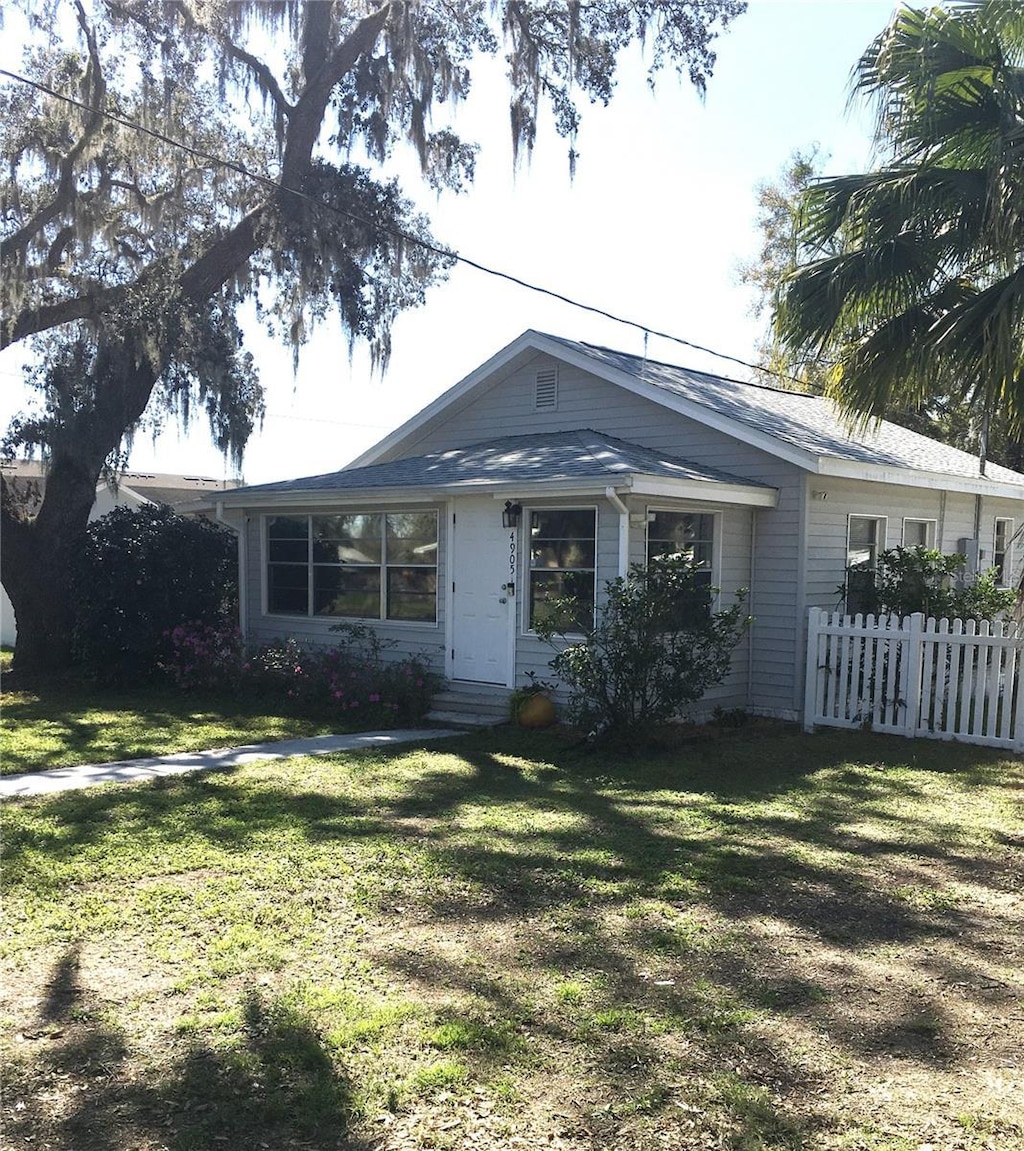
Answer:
[
  {"xmin": 817, "ymin": 457, "xmax": 1024, "ymax": 499},
  {"xmin": 219, "ymin": 472, "xmax": 778, "ymax": 510}
]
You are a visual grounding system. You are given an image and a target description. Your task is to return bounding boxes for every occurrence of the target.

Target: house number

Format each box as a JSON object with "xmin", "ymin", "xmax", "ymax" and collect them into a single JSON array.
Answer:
[{"xmin": 508, "ymin": 530, "xmax": 517, "ymax": 594}]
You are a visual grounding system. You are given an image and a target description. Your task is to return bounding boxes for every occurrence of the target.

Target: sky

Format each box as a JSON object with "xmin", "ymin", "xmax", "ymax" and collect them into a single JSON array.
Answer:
[{"xmin": 0, "ymin": 0, "xmax": 899, "ymax": 485}]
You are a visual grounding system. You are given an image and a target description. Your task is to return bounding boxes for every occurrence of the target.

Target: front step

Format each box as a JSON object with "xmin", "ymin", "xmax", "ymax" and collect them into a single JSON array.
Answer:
[{"xmin": 426, "ymin": 682, "xmax": 513, "ymax": 728}]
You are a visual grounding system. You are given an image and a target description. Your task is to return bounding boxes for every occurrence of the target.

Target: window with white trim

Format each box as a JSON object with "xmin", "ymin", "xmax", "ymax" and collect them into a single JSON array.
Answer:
[
  {"xmin": 266, "ymin": 511, "xmax": 438, "ymax": 621},
  {"xmin": 646, "ymin": 509, "xmax": 716, "ymax": 625},
  {"xmin": 846, "ymin": 515, "xmax": 886, "ymax": 615},
  {"xmin": 528, "ymin": 508, "xmax": 596, "ymax": 631},
  {"xmin": 994, "ymin": 517, "xmax": 1014, "ymax": 586},
  {"xmin": 902, "ymin": 518, "xmax": 936, "ymax": 548}
]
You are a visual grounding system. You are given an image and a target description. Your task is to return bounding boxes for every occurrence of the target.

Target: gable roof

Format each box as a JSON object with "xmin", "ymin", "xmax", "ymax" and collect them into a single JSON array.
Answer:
[
  {"xmin": 224, "ymin": 430, "xmax": 777, "ymax": 508},
  {"xmin": 354, "ymin": 330, "xmax": 1024, "ymax": 499}
]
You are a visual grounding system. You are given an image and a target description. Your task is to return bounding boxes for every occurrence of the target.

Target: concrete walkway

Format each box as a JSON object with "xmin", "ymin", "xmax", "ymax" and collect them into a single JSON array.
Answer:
[{"xmin": 0, "ymin": 728, "xmax": 465, "ymax": 799}]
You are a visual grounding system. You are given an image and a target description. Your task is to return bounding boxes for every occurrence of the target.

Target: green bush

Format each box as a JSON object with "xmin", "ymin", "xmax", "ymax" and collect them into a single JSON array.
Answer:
[
  {"xmin": 844, "ymin": 546, "xmax": 1017, "ymax": 621},
  {"xmin": 534, "ymin": 557, "xmax": 750, "ymax": 740},
  {"xmin": 72, "ymin": 504, "xmax": 237, "ymax": 682}
]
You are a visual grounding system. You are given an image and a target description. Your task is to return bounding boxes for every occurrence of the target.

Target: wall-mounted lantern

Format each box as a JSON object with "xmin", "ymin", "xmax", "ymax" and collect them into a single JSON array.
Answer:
[{"xmin": 502, "ymin": 500, "xmax": 523, "ymax": 529}]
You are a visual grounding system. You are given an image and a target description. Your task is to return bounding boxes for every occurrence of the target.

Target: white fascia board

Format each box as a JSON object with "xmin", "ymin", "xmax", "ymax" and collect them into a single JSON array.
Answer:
[
  {"xmin": 630, "ymin": 477, "xmax": 779, "ymax": 508},
  {"xmin": 220, "ymin": 486, "xmax": 451, "ymax": 510},
  {"xmin": 817, "ymin": 456, "xmax": 1024, "ymax": 499},
  {"xmin": 349, "ymin": 330, "xmax": 547, "ymax": 467}
]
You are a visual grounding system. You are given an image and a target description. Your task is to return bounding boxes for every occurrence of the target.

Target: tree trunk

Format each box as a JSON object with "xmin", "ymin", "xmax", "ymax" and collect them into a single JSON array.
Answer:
[
  {"xmin": 2, "ymin": 459, "xmax": 97, "ymax": 674},
  {"xmin": 2, "ymin": 345, "xmax": 158, "ymax": 676}
]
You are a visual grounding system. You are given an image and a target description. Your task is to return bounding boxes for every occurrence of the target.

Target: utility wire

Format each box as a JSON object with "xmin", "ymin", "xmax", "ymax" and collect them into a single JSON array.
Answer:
[{"xmin": 0, "ymin": 65, "xmax": 818, "ymax": 393}]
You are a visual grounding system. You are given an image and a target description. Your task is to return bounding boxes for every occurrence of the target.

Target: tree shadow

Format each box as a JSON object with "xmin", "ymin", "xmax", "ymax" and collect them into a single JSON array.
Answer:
[{"xmin": 5, "ymin": 951, "xmax": 367, "ymax": 1151}]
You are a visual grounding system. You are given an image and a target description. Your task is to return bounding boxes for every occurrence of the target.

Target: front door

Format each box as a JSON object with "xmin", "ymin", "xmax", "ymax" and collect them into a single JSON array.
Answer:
[{"xmin": 450, "ymin": 496, "xmax": 514, "ymax": 684}]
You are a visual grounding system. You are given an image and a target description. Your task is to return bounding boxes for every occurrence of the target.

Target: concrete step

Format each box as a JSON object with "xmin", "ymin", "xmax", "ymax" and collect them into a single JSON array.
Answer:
[{"xmin": 427, "ymin": 683, "xmax": 513, "ymax": 728}]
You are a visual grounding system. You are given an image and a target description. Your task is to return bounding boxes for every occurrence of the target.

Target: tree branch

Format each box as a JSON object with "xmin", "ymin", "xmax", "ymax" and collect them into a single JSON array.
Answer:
[{"xmin": 1, "ymin": 0, "xmax": 106, "ymax": 269}]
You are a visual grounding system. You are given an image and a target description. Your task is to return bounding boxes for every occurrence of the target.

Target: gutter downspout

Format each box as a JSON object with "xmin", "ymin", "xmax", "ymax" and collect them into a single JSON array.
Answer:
[{"xmin": 605, "ymin": 487, "xmax": 630, "ymax": 578}]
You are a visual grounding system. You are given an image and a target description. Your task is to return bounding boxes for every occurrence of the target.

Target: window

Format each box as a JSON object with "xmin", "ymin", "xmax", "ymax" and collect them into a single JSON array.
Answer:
[
  {"xmin": 266, "ymin": 511, "xmax": 438, "ymax": 622},
  {"xmin": 846, "ymin": 515, "xmax": 886, "ymax": 615},
  {"xmin": 902, "ymin": 518, "xmax": 935, "ymax": 548},
  {"xmin": 529, "ymin": 508, "xmax": 596, "ymax": 630},
  {"xmin": 646, "ymin": 509, "xmax": 715, "ymax": 623},
  {"xmin": 994, "ymin": 518, "xmax": 1014, "ymax": 586}
]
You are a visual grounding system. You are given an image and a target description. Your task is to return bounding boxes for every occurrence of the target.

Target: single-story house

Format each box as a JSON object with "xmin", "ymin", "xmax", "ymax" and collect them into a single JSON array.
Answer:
[
  {"xmin": 0, "ymin": 463, "xmax": 239, "ymax": 646},
  {"xmin": 215, "ymin": 330, "xmax": 1024, "ymax": 721}
]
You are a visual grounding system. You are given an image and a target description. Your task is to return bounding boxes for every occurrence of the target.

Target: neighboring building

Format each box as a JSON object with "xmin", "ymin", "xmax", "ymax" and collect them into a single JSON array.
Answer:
[
  {"xmin": 0, "ymin": 463, "xmax": 240, "ymax": 646},
  {"xmin": 217, "ymin": 331, "xmax": 1024, "ymax": 721}
]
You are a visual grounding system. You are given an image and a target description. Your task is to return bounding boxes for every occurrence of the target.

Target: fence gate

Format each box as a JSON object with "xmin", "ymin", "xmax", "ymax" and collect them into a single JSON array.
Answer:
[{"xmin": 804, "ymin": 609, "xmax": 1024, "ymax": 752}]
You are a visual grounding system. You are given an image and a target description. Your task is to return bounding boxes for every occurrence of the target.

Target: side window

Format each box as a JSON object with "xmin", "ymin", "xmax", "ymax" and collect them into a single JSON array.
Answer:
[
  {"xmin": 528, "ymin": 508, "xmax": 596, "ymax": 631},
  {"xmin": 846, "ymin": 515, "xmax": 886, "ymax": 615},
  {"xmin": 902, "ymin": 518, "xmax": 935, "ymax": 548},
  {"xmin": 994, "ymin": 518, "xmax": 1014, "ymax": 586}
]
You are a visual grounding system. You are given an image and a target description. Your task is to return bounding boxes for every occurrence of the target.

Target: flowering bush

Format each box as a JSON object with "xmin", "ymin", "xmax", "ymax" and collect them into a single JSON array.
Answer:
[
  {"xmin": 163, "ymin": 621, "xmax": 243, "ymax": 690},
  {"xmin": 162, "ymin": 620, "xmax": 438, "ymax": 726}
]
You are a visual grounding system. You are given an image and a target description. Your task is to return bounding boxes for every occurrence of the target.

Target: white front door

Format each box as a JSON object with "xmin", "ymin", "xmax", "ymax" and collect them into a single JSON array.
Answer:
[{"xmin": 450, "ymin": 496, "xmax": 515, "ymax": 684}]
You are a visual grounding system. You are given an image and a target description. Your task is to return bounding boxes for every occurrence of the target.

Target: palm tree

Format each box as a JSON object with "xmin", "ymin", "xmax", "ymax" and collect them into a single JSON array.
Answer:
[{"xmin": 775, "ymin": 1, "xmax": 1024, "ymax": 473}]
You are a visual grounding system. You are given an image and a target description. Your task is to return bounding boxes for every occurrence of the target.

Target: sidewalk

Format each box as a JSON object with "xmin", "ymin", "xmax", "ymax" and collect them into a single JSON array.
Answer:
[{"xmin": 0, "ymin": 728, "xmax": 465, "ymax": 799}]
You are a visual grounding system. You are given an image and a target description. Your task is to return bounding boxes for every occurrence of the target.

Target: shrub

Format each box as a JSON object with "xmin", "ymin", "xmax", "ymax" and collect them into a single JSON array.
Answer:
[
  {"xmin": 534, "ymin": 557, "xmax": 750, "ymax": 739},
  {"xmin": 240, "ymin": 625, "xmax": 436, "ymax": 725},
  {"xmin": 843, "ymin": 546, "xmax": 1017, "ymax": 621},
  {"xmin": 72, "ymin": 504, "xmax": 238, "ymax": 683},
  {"xmin": 163, "ymin": 620, "xmax": 243, "ymax": 690}
]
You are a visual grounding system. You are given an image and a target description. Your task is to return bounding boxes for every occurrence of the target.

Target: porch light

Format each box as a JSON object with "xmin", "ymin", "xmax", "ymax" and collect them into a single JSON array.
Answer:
[{"xmin": 502, "ymin": 500, "xmax": 522, "ymax": 529}]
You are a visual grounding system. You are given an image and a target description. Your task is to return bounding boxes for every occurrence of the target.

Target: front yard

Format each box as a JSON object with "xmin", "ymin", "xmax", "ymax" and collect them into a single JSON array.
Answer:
[{"xmin": 1, "ymin": 723, "xmax": 1021, "ymax": 1150}]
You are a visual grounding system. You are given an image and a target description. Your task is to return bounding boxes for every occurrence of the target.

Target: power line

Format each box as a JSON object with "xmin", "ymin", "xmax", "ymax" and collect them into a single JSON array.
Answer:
[{"xmin": 0, "ymin": 65, "xmax": 817, "ymax": 392}]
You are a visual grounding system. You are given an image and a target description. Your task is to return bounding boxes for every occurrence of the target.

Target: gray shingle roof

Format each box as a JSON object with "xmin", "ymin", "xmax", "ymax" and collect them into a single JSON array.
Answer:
[
  {"xmin": 234, "ymin": 431, "xmax": 772, "ymax": 496},
  {"xmin": 545, "ymin": 335, "xmax": 1024, "ymax": 486}
]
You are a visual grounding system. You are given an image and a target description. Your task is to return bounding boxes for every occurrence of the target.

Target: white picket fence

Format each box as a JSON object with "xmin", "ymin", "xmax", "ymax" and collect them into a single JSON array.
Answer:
[{"xmin": 804, "ymin": 608, "xmax": 1024, "ymax": 752}]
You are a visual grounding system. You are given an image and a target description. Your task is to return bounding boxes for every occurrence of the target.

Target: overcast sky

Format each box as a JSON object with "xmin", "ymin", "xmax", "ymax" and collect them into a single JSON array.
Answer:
[{"xmin": 0, "ymin": 0, "xmax": 898, "ymax": 485}]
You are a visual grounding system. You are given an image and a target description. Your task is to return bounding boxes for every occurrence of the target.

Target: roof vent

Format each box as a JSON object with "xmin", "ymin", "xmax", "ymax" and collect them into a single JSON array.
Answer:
[{"xmin": 534, "ymin": 367, "xmax": 558, "ymax": 410}]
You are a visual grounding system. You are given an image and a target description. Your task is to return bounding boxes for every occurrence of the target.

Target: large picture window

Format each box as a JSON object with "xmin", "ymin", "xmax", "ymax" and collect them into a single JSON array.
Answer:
[
  {"xmin": 266, "ymin": 511, "xmax": 437, "ymax": 622},
  {"xmin": 529, "ymin": 508, "xmax": 596, "ymax": 631}
]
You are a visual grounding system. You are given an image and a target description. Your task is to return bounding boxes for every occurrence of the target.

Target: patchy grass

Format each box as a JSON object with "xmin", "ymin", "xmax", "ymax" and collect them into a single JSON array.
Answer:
[
  {"xmin": 0, "ymin": 680, "xmax": 368, "ymax": 775},
  {"xmin": 1, "ymin": 724, "xmax": 1022, "ymax": 1151}
]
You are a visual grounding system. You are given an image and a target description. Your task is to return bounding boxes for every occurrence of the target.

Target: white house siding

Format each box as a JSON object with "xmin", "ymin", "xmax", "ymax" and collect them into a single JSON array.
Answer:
[
  {"xmin": 241, "ymin": 502, "xmax": 448, "ymax": 675},
  {"xmin": 511, "ymin": 492, "xmax": 754, "ymax": 717},
  {"xmin": 803, "ymin": 476, "xmax": 1024, "ymax": 610}
]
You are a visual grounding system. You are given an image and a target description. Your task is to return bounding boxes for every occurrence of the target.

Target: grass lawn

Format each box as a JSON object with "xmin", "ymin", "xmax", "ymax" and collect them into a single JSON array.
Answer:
[
  {"xmin": 0, "ymin": 678, "xmax": 372, "ymax": 775},
  {"xmin": 1, "ymin": 723, "xmax": 1022, "ymax": 1150}
]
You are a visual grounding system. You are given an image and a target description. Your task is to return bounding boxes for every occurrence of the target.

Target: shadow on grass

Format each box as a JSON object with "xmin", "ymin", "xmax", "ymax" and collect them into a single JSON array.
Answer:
[
  {"xmin": 3, "ymin": 725, "xmax": 1019, "ymax": 1147},
  {"xmin": 5, "ymin": 948, "xmax": 365, "ymax": 1151}
]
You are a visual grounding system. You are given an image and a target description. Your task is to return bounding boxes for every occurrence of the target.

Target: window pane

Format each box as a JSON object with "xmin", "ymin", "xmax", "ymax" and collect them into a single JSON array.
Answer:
[
  {"xmin": 387, "ymin": 567, "xmax": 437, "ymax": 622},
  {"xmin": 531, "ymin": 509, "xmax": 595, "ymax": 540},
  {"xmin": 268, "ymin": 516, "xmax": 309, "ymax": 541},
  {"xmin": 386, "ymin": 512, "xmax": 438, "ymax": 564},
  {"xmin": 313, "ymin": 514, "xmax": 381, "ymax": 564},
  {"xmin": 269, "ymin": 538, "xmax": 310, "ymax": 564},
  {"xmin": 530, "ymin": 570, "xmax": 595, "ymax": 631},
  {"xmin": 268, "ymin": 565, "xmax": 309, "ymax": 615},
  {"xmin": 848, "ymin": 517, "xmax": 879, "ymax": 567},
  {"xmin": 647, "ymin": 512, "xmax": 714, "ymax": 569},
  {"xmin": 314, "ymin": 567, "xmax": 381, "ymax": 617},
  {"xmin": 903, "ymin": 520, "xmax": 930, "ymax": 548},
  {"xmin": 530, "ymin": 540, "xmax": 596, "ymax": 568}
]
